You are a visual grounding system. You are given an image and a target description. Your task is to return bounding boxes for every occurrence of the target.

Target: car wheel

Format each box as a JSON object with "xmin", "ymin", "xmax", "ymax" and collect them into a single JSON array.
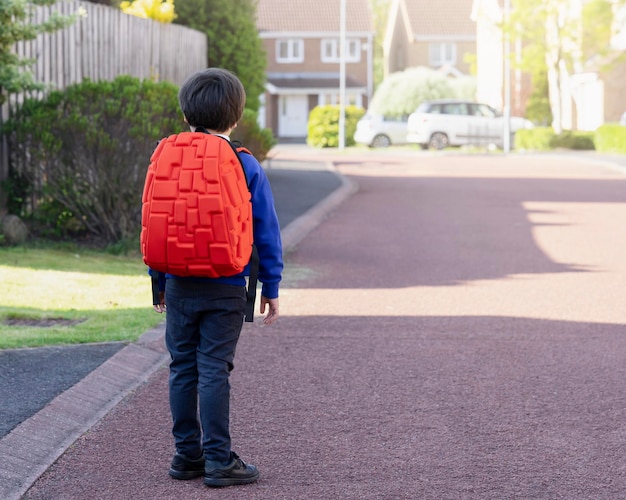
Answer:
[
  {"xmin": 370, "ymin": 134, "xmax": 392, "ymax": 148},
  {"xmin": 428, "ymin": 132, "xmax": 449, "ymax": 150}
]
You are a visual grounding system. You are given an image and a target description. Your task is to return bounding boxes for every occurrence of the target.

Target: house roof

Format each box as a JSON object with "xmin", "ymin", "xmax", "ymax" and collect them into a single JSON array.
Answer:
[
  {"xmin": 256, "ymin": 0, "xmax": 374, "ymax": 34},
  {"xmin": 403, "ymin": 0, "xmax": 476, "ymax": 38}
]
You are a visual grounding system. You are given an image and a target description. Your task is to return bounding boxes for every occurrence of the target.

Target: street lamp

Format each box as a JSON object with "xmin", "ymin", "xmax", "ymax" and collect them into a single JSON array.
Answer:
[
  {"xmin": 503, "ymin": 0, "xmax": 511, "ymax": 154},
  {"xmin": 339, "ymin": 0, "xmax": 346, "ymax": 150}
]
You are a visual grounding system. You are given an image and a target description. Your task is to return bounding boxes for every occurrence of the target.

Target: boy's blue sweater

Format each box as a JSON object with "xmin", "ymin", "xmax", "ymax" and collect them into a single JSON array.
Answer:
[{"xmin": 148, "ymin": 150, "xmax": 283, "ymax": 299}]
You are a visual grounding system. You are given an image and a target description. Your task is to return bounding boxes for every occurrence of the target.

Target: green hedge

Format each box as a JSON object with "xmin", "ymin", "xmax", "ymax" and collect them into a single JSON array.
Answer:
[
  {"xmin": 515, "ymin": 127, "xmax": 596, "ymax": 151},
  {"xmin": 515, "ymin": 127, "xmax": 555, "ymax": 151},
  {"xmin": 594, "ymin": 124, "xmax": 626, "ymax": 154},
  {"xmin": 550, "ymin": 130, "xmax": 595, "ymax": 150},
  {"xmin": 307, "ymin": 105, "xmax": 365, "ymax": 148},
  {"xmin": 5, "ymin": 76, "xmax": 185, "ymax": 244}
]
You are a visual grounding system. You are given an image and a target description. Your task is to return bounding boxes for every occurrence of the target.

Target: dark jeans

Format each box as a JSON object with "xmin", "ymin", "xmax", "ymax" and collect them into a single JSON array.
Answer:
[{"xmin": 165, "ymin": 279, "xmax": 246, "ymax": 463}]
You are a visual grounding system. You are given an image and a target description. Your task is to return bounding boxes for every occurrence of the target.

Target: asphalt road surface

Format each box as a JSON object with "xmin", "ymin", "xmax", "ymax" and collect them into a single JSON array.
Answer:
[{"xmin": 24, "ymin": 150, "xmax": 626, "ymax": 499}]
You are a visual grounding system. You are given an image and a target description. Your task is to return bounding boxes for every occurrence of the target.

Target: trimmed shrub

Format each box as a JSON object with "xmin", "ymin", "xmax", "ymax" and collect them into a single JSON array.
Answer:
[
  {"xmin": 307, "ymin": 105, "xmax": 365, "ymax": 148},
  {"xmin": 514, "ymin": 127, "xmax": 556, "ymax": 151},
  {"xmin": 550, "ymin": 130, "xmax": 595, "ymax": 150},
  {"xmin": 231, "ymin": 108, "xmax": 276, "ymax": 162},
  {"xmin": 594, "ymin": 124, "xmax": 626, "ymax": 153},
  {"xmin": 5, "ymin": 75, "xmax": 185, "ymax": 245}
]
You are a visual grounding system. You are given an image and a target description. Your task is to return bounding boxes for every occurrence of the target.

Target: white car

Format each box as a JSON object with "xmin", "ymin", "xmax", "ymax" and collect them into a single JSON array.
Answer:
[
  {"xmin": 406, "ymin": 99, "xmax": 534, "ymax": 150},
  {"xmin": 353, "ymin": 113, "xmax": 409, "ymax": 148}
]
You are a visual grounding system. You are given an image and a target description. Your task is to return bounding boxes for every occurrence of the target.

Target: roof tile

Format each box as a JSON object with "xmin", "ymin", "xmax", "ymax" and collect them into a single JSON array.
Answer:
[
  {"xmin": 404, "ymin": 0, "xmax": 475, "ymax": 37},
  {"xmin": 256, "ymin": 0, "xmax": 374, "ymax": 33}
]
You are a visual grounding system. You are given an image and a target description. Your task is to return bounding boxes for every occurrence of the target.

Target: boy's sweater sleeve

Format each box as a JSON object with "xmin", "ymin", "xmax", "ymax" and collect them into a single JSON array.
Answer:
[{"xmin": 243, "ymin": 155, "xmax": 283, "ymax": 299}]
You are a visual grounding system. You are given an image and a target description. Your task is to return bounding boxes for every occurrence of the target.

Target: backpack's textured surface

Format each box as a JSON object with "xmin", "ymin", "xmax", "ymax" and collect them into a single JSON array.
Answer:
[{"xmin": 141, "ymin": 132, "xmax": 253, "ymax": 277}]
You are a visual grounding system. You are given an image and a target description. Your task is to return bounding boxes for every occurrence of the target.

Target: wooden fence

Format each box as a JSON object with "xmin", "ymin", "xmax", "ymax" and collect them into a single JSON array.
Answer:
[{"xmin": 0, "ymin": 1, "xmax": 208, "ymax": 195}]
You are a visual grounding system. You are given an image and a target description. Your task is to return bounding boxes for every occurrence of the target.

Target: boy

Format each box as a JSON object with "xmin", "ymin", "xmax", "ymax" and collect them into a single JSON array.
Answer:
[{"xmin": 149, "ymin": 68, "xmax": 283, "ymax": 487}]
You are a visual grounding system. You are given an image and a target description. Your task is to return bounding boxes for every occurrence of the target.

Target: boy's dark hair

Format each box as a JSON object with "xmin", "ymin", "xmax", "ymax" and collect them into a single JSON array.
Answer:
[{"xmin": 178, "ymin": 68, "xmax": 246, "ymax": 132}]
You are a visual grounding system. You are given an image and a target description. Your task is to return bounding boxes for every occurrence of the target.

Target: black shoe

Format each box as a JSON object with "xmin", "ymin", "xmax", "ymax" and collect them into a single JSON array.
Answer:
[
  {"xmin": 169, "ymin": 452, "xmax": 205, "ymax": 480},
  {"xmin": 204, "ymin": 452, "xmax": 259, "ymax": 487}
]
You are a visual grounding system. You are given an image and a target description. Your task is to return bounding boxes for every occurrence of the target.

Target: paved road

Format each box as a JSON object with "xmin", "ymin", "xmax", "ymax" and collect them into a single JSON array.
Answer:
[{"xmin": 18, "ymin": 150, "xmax": 626, "ymax": 498}]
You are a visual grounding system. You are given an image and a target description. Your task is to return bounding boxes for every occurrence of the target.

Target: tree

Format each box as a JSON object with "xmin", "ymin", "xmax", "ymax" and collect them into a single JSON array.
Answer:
[
  {"xmin": 0, "ymin": 0, "xmax": 82, "ymax": 106},
  {"xmin": 369, "ymin": 0, "xmax": 391, "ymax": 88},
  {"xmin": 120, "ymin": 0, "xmax": 176, "ymax": 23},
  {"xmin": 174, "ymin": 0, "xmax": 266, "ymax": 111},
  {"xmin": 507, "ymin": 0, "xmax": 626, "ymax": 132}
]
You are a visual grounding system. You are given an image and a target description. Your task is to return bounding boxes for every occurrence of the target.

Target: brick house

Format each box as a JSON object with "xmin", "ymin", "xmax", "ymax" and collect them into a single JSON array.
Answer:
[
  {"xmin": 256, "ymin": 0, "xmax": 374, "ymax": 141},
  {"xmin": 383, "ymin": 0, "xmax": 476, "ymax": 78}
]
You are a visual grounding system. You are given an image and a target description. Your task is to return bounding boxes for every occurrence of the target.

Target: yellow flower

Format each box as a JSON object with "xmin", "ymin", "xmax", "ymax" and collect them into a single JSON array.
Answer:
[{"xmin": 120, "ymin": 0, "xmax": 176, "ymax": 23}]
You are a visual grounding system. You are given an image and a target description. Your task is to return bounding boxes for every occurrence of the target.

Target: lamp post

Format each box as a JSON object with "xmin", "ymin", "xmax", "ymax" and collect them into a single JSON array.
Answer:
[
  {"xmin": 503, "ymin": 0, "xmax": 511, "ymax": 153},
  {"xmin": 339, "ymin": 0, "xmax": 346, "ymax": 150}
]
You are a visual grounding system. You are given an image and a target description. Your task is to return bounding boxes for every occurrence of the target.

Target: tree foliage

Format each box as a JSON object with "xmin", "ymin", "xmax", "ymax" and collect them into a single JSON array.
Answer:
[
  {"xmin": 174, "ymin": 0, "xmax": 266, "ymax": 111},
  {"xmin": 369, "ymin": 0, "xmax": 390, "ymax": 89},
  {"xmin": 368, "ymin": 67, "xmax": 475, "ymax": 118},
  {"xmin": 507, "ymin": 0, "xmax": 625, "ymax": 131},
  {"xmin": 581, "ymin": 0, "xmax": 616, "ymax": 63},
  {"xmin": 0, "ymin": 0, "xmax": 81, "ymax": 105},
  {"xmin": 120, "ymin": 0, "xmax": 176, "ymax": 23}
]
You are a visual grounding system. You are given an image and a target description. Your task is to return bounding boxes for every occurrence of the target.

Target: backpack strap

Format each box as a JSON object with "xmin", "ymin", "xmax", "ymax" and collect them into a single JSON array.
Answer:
[
  {"xmin": 195, "ymin": 127, "xmax": 259, "ymax": 322},
  {"xmin": 244, "ymin": 246, "xmax": 259, "ymax": 322}
]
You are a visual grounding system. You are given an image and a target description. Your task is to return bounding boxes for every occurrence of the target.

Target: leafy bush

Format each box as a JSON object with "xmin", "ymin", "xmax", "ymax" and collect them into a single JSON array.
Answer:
[
  {"xmin": 231, "ymin": 108, "xmax": 276, "ymax": 162},
  {"xmin": 5, "ymin": 75, "xmax": 185, "ymax": 245},
  {"xmin": 515, "ymin": 127, "xmax": 597, "ymax": 151},
  {"xmin": 550, "ymin": 130, "xmax": 595, "ymax": 150},
  {"xmin": 514, "ymin": 127, "xmax": 555, "ymax": 151},
  {"xmin": 594, "ymin": 124, "xmax": 626, "ymax": 153},
  {"xmin": 369, "ymin": 66, "xmax": 459, "ymax": 118},
  {"xmin": 307, "ymin": 105, "xmax": 365, "ymax": 148}
]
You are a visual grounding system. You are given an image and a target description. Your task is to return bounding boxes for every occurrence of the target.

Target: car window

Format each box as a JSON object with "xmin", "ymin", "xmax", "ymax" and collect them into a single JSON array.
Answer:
[
  {"xmin": 416, "ymin": 102, "xmax": 433, "ymax": 113},
  {"xmin": 442, "ymin": 103, "xmax": 467, "ymax": 115},
  {"xmin": 471, "ymin": 104, "xmax": 497, "ymax": 118},
  {"xmin": 383, "ymin": 115, "xmax": 407, "ymax": 122}
]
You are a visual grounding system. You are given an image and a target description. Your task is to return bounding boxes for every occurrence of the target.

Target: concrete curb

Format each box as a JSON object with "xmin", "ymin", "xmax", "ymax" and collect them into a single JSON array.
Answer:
[{"xmin": 0, "ymin": 162, "xmax": 355, "ymax": 500}]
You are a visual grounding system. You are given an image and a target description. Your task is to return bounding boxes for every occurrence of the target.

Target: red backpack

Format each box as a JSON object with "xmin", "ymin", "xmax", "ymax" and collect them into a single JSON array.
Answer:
[{"xmin": 140, "ymin": 131, "xmax": 254, "ymax": 278}]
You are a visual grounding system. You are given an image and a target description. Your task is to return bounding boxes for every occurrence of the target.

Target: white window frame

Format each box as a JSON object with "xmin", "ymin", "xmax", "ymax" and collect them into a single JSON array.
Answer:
[
  {"xmin": 318, "ymin": 93, "xmax": 363, "ymax": 107},
  {"xmin": 429, "ymin": 43, "xmax": 456, "ymax": 66},
  {"xmin": 320, "ymin": 38, "xmax": 361, "ymax": 63},
  {"xmin": 276, "ymin": 39, "xmax": 304, "ymax": 63}
]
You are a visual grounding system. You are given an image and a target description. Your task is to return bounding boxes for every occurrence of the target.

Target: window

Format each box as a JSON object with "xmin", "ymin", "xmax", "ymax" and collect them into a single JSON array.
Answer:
[
  {"xmin": 470, "ymin": 103, "xmax": 497, "ymax": 118},
  {"xmin": 429, "ymin": 43, "xmax": 456, "ymax": 67},
  {"xmin": 318, "ymin": 93, "xmax": 362, "ymax": 107},
  {"xmin": 276, "ymin": 39, "xmax": 304, "ymax": 63},
  {"xmin": 441, "ymin": 103, "xmax": 468, "ymax": 115},
  {"xmin": 321, "ymin": 39, "xmax": 361, "ymax": 63}
]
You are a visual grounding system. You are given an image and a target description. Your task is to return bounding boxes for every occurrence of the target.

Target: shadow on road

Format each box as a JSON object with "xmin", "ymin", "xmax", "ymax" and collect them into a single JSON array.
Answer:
[{"xmin": 286, "ymin": 175, "xmax": 626, "ymax": 288}]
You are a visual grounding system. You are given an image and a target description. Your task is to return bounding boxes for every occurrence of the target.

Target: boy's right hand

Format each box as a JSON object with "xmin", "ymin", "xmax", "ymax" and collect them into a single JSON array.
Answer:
[
  {"xmin": 153, "ymin": 292, "xmax": 166, "ymax": 313},
  {"xmin": 260, "ymin": 296, "xmax": 279, "ymax": 325}
]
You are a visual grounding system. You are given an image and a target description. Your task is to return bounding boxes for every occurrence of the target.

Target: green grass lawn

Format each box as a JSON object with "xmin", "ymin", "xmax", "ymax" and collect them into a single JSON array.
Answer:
[{"xmin": 0, "ymin": 246, "xmax": 164, "ymax": 349}]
